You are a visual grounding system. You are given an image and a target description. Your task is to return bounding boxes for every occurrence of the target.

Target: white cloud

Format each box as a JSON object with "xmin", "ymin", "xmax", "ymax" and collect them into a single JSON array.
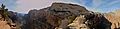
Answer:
[{"xmin": 15, "ymin": 0, "xmax": 75, "ymax": 13}]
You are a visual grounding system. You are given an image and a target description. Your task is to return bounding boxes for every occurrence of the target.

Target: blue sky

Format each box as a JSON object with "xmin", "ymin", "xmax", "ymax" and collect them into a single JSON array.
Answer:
[
  {"xmin": 0, "ymin": 0, "xmax": 17, "ymax": 11},
  {"xmin": 0, "ymin": 0, "xmax": 120, "ymax": 13}
]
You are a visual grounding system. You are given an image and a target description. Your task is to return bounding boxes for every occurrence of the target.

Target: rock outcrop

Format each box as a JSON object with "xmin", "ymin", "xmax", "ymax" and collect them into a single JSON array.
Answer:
[
  {"xmin": 5, "ymin": 2, "xmax": 115, "ymax": 29},
  {"xmin": 104, "ymin": 10, "xmax": 120, "ymax": 29},
  {"xmin": 0, "ymin": 14, "xmax": 11, "ymax": 29},
  {"xmin": 0, "ymin": 14, "xmax": 17, "ymax": 29},
  {"xmin": 68, "ymin": 12, "xmax": 112, "ymax": 29},
  {"xmin": 68, "ymin": 15, "xmax": 88, "ymax": 29},
  {"xmin": 22, "ymin": 3, "xmax": 114, "ymax": 29},
  {"xmin": 25, "ymin": 3, "xmax": 89, "ymax": 29},
  {"xmin": 0, "ymin": 2, "xmax": 118, "ymax": 29}
]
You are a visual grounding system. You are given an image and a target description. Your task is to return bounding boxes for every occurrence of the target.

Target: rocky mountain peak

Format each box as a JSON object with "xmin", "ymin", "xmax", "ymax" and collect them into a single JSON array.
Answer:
[
  {"xmin": 25, "ymin": 2, "xmax": 90, "ymax": 29},
  {"xmin": 0, "ymin": 2, "xmax": 119, "ymax": 29}
]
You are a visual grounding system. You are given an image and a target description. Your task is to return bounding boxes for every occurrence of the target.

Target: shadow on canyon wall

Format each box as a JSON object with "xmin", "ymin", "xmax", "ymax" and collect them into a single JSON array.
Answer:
[{"xmin": 84, "ymin": 13, "xmax": 112, "ymax": 29}]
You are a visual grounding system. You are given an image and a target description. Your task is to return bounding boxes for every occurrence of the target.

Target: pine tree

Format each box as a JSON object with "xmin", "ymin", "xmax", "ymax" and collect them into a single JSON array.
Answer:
[
  {"xmin": 0, "ymin": 4, "xmax": 12, "ymax": 25},
  {"xmin": 1, "ymin": 4, "xmax": 9, "ymax": 20}
]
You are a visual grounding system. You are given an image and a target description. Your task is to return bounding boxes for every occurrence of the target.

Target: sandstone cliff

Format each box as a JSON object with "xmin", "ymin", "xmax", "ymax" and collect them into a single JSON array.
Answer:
[{"xmin": 104, "ymin": 10, "xmax": 120, "ymax": 29}]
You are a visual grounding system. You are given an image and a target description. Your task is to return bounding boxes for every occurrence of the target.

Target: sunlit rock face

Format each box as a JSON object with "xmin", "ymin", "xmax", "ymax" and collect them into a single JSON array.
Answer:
[
  {"xmin": 0, "ymin": 14, "xmax": 10, "ymax": 29},
  {"xmin": 0, "ymin": 14, "xmax": 17, "ymax": 29},
  {"xmin": 0, "ymin": 21, "xmax": 11, "ymax": 29},
  {"xmin": 68, "ymin": 15, "xmax": 88, "ymax": 29},
  {"xmin": 104, "ymin": 10, "xmax": 120, "ymax": 29}
]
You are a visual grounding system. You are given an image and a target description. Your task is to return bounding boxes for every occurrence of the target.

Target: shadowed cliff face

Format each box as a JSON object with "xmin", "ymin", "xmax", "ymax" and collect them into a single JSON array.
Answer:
[{"xmin": 84, "ymin": 13, "xmax": 112, "ymax": 29}]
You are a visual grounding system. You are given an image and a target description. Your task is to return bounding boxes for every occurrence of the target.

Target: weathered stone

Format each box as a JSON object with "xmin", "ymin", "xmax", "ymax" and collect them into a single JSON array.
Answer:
[
  {"xmin": 68, "ymin": 15, "xmax": 88, "ymax": 29},
  {"xmin": 104, "ymin": 10, "xmax": 120, "ymax": 29},
  {"xmin": 25, "ymin": 2, "xmax": 89, "ymax": 29}
]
